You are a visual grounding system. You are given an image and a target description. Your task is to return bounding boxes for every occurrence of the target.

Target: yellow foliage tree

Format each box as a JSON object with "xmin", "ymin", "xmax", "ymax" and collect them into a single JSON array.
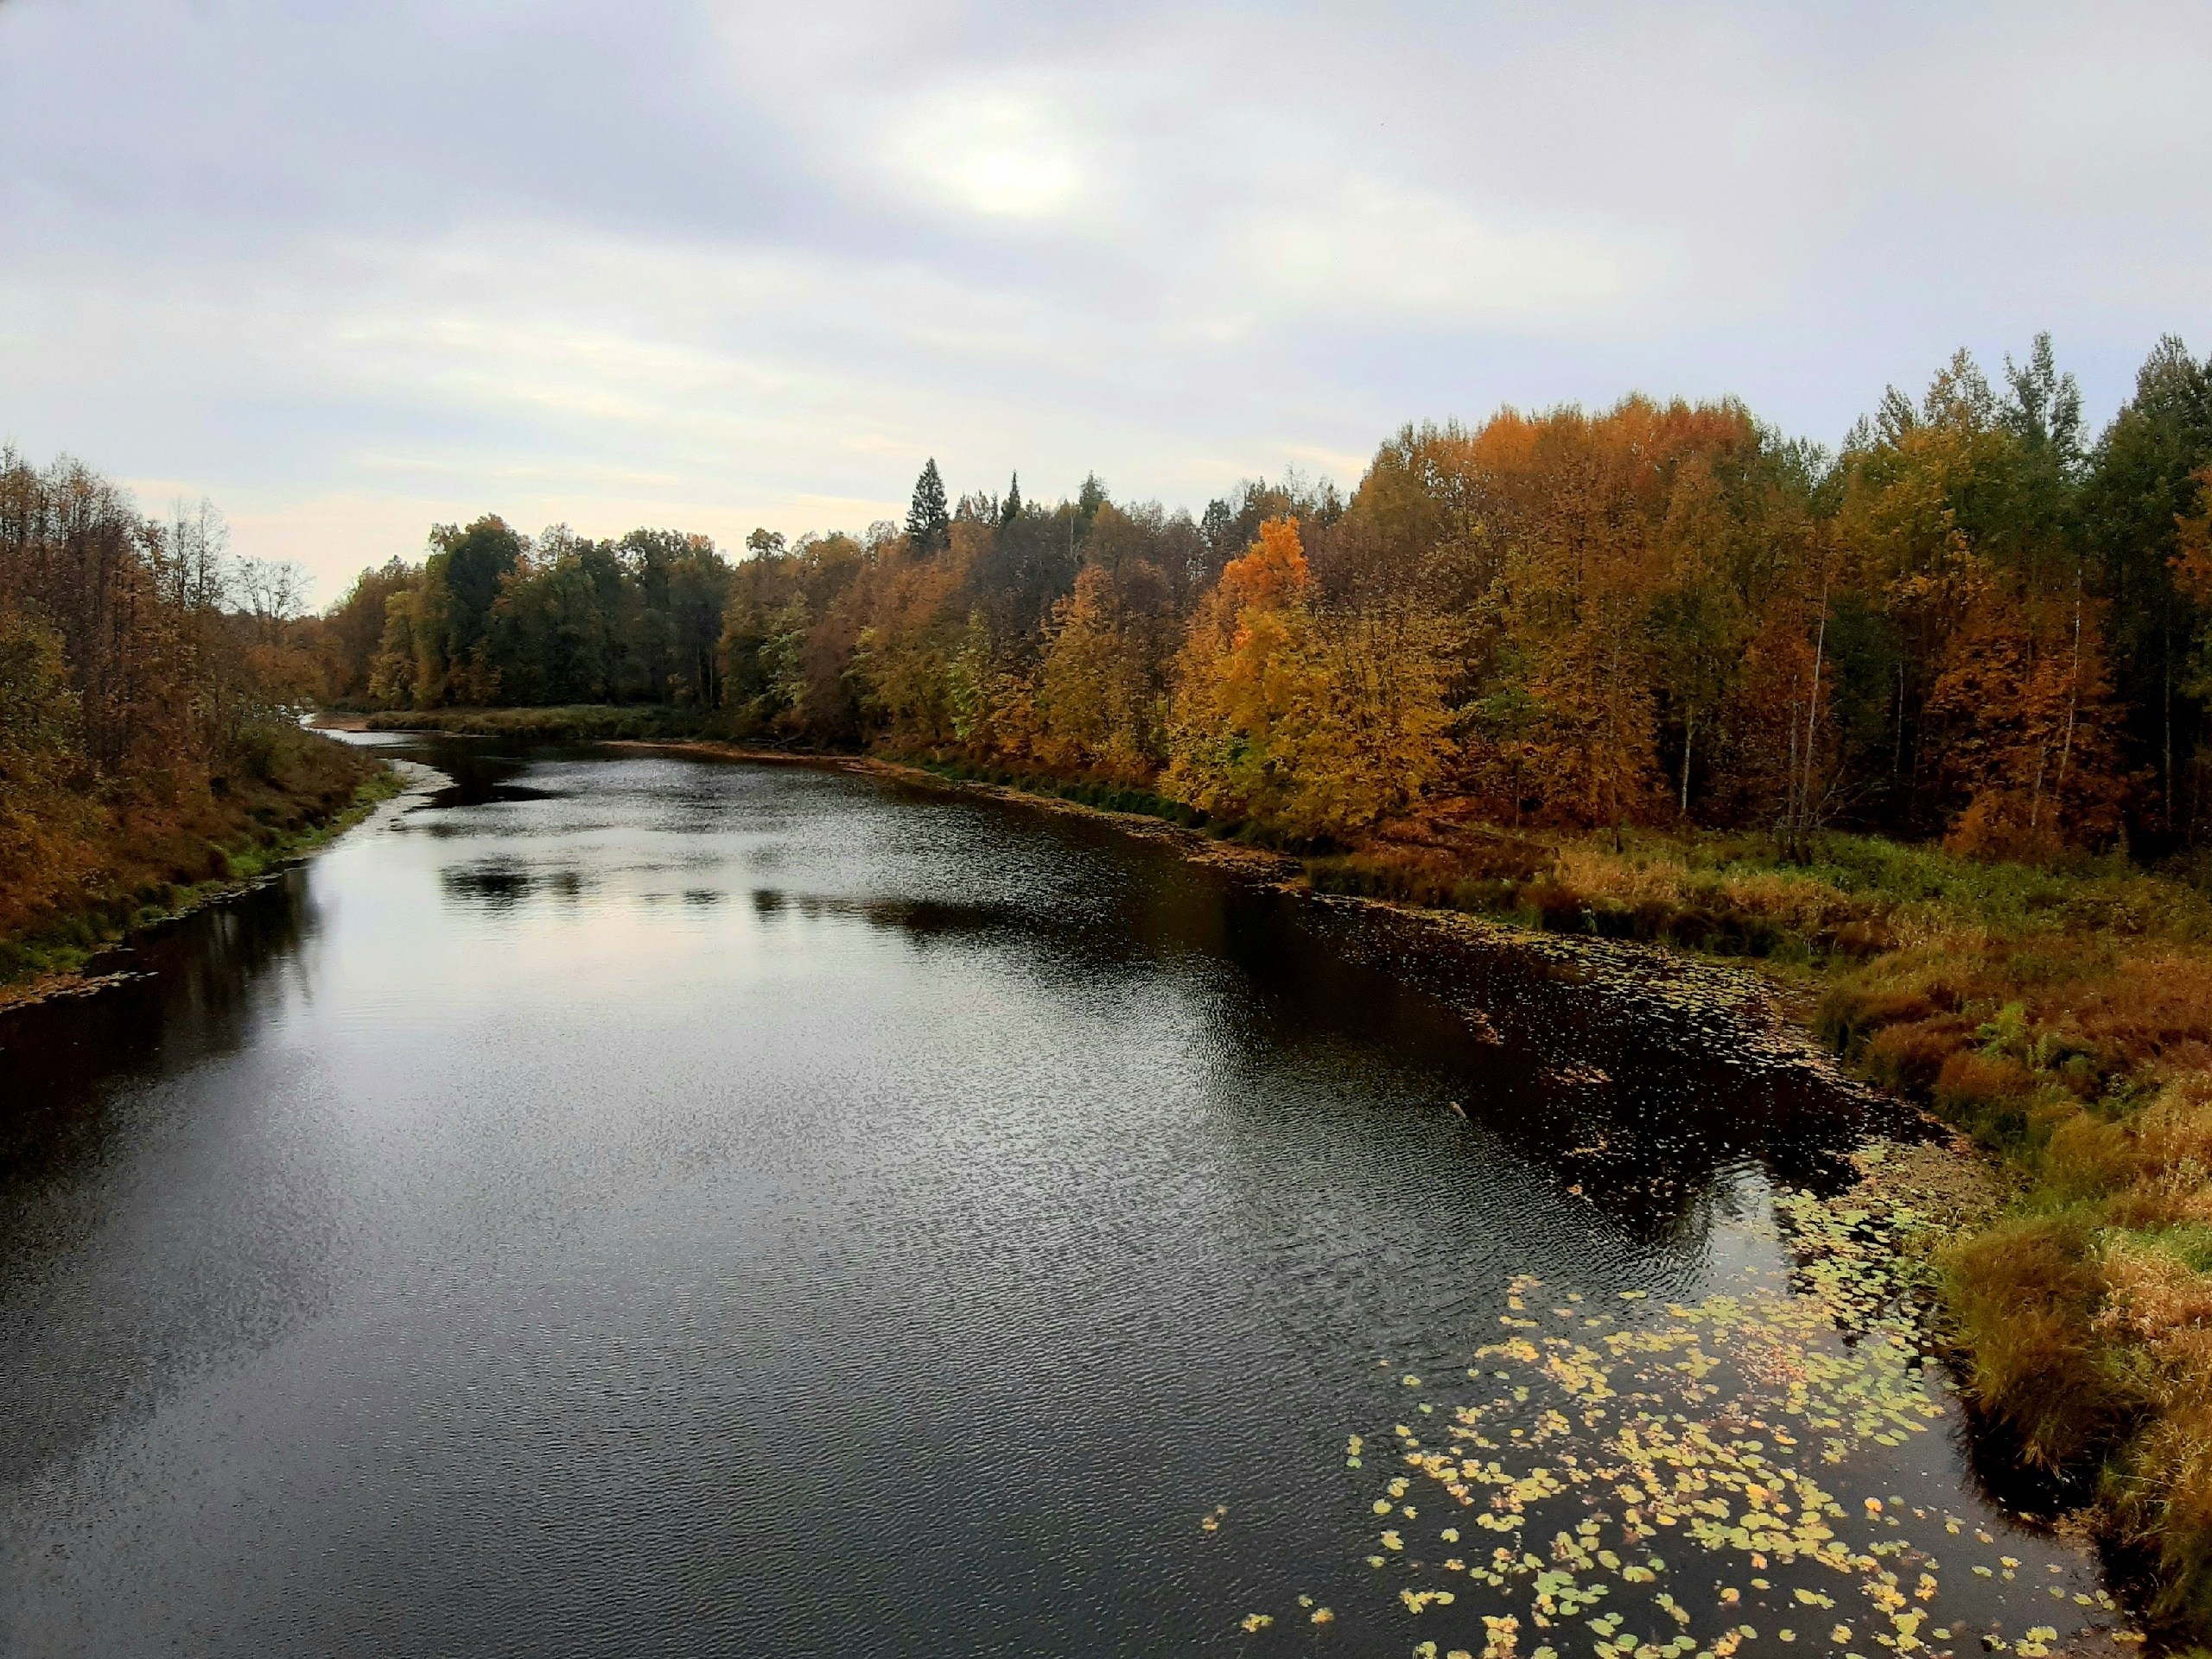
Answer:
[
  {"xmin": 1166, "ymin": 518, "xmax": 1319, "ymax": 824},
  {"xmin": 1166, "ymin": 518, "xmax": 1453, "ymax": 840},
  {"xmin": 1036, "ymin": 564, "xmax": 1160, "ymax": 783}
]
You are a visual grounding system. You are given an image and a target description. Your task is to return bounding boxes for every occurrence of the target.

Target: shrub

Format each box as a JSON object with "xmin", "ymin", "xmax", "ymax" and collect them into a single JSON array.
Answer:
[
  {"xmin": 1863, "ymin": 1020, "xmax": 1966, "ymax": 1096},
  {"xmin": 1945, "ymin": 1216, "xmax": 2128, "ymax": 1472},
  {"xmin": 1522, "ymin": 881, "xmax": 1592, "ymax": 931},
  {"xmin": 1934, "ymin": 1050, "xmax": 2036, "ymax": 1122},
  {"xmin": 1827, "ymin": 918, "xmax": 1895, "ymax": 960},
  {"xmin": 2092, "ymin": 1239, "xmax": 2212, "ymax": 1630}
]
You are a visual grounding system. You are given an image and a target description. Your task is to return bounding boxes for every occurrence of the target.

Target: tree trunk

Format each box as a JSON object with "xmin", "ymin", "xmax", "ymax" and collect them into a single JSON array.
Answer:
[
  {"xmin": 2054, "ymin": 575, "xmax": 2082, "ymax": 818},
  {"xmin": 1793, "ymin": 579, "xmax": 1830, "ymax": 861}
]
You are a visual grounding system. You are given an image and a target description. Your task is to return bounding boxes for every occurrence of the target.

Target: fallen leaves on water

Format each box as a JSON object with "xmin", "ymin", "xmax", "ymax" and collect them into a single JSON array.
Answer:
[{"xmin": 1313, "ymin": 1177, "xmax": 2130, "ymax": 1657}]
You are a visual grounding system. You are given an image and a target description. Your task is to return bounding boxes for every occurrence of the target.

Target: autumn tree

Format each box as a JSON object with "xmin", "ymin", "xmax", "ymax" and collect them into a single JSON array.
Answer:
[
  {"xmin": 1927, "ymin": 586, "xmax": 2131, "ymax": 858},
  {"xmin": 720, "ymin": 532, "xmax": 864, "ymax": 735},
  {"xmin": 302, "ymin": 330, "xmax": 2205, "ymax": 862},
  {"xmin": 1828, "ymin": 345, "xmax": 2133, "ymax": 852},
  {"xmin": 1165, "ymin": 518, "xmax": 1452, "ymax": 840},
  {"xmin": 1036, "ymin": 563, "xmax": 1160, "ymax": 781},
  {"xmin": 1487, "ymin": 402, "xmax": 1685, "ymax": 834},
  {"xmin": 1165, "ymin": 517, "xmax": 1314, "ymax": 823},
  {"xmin": 0, "ymin": 447, "xmax": 373, "ymax": 945},
  {"xmin": 319, "ymin": 558, "xmax": 414, "ymax": 705}
]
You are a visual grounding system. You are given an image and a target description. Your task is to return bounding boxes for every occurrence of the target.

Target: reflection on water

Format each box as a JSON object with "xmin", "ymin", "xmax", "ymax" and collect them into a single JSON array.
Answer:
[
  {"xmin": 0, "ymin": 868, "xmax": 321, "ymax": 1176},
  {"xmin": 0, "ymin": 739, "xmax": 2107, "ymax": 1658},
  {"xmin": 441, "ymin": 859, "xmax": 594, "ymax": 908}
]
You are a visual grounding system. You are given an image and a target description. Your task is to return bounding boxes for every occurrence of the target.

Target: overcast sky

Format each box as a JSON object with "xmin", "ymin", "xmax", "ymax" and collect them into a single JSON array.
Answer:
[{"xmin": 3, "ymin": 1, "xmax": 2209, "ymax": 601}]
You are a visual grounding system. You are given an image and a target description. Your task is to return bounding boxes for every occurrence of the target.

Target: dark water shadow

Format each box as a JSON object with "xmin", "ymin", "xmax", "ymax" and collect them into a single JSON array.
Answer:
[
  {"xmin": 0, "ymin": 870, "xmax": 318, "ymax": 1195},
  {"xmin": 758, "ymin": 785, "xmax": 1914, "ymax": 1253},
  {"xmin": 414, "ymin": 781, "xmax": 563, "ymax": 810},
  {"xmin": 385, "ymin": 738, "xmax": 550, "ymax": 811},
  {"xmin": 748, "ymin": 887, "xmax": 1020, "ymax": 938}
]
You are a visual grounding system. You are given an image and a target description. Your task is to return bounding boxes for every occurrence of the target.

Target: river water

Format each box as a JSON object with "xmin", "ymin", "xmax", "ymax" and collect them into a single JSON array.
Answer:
[{"xmin": 0, "ymin": 739, "xmax": 2115, "ymax": 1657}]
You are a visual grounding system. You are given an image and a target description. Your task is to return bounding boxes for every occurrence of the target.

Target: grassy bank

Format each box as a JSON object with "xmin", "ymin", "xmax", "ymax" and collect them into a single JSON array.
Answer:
[
  {"xmin": 359, "ymin": 704, "xmax": 716, "ymax": 742},
  {"xmin": 0, "ymin": 724, "xmax": 394, "ymax": 1004}
]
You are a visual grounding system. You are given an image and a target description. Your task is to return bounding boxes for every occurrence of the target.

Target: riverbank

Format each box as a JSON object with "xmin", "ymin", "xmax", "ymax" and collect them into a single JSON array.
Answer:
[
  {"xmin": 1023, "ymin": 785, "xmax": 2212, "ymax": 1644},
  {"xmin": 1335, "ymin": 822, "xmax": 2212, "ymax": 1632},
  {"xmin": 19, "ymin": 730, "xmax": 2129, "ymax": 1659},
  {"xmin": 0, "ymin": 727, "xmax": 397, "ymax": 1009}
]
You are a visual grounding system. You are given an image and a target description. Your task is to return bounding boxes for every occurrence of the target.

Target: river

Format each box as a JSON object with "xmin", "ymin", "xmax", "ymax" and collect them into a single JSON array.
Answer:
[{"xmin": 0, "ymin": 738, "xmax": 2116, "ymax": 1656}]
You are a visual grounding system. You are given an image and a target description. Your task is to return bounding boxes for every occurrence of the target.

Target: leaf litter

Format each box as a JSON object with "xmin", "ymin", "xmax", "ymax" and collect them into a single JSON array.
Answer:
[{"xmin": 1230, "ymin": 1161, "xmax": 2133, "ymax": 1657}]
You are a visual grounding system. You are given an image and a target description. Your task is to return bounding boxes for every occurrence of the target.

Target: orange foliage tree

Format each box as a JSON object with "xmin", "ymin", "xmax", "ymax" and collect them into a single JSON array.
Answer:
[{"xmin": 1166, "ymin": 518, "xmax": 1453, "ymax": 840}]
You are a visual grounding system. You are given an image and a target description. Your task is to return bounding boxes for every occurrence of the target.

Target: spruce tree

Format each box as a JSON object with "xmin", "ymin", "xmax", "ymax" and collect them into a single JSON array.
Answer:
[
  {"xmin": 1001, "ymin": 472, "xmax": 1023, "ymax": 526},
  {"xmin": 906, "ymin": 459, "xmax": 950, "ymax": 555}
]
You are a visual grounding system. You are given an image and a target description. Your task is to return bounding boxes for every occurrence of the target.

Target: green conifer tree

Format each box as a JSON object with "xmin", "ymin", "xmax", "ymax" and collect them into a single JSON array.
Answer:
[{"xmin": 906, "ymin": 459, "xmax": 951, "ymax": 555}]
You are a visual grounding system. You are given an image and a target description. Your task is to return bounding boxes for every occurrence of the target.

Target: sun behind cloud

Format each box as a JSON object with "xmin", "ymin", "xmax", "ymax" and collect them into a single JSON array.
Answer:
[{"xmin": 893, "ymin": 88, "xmax": 1088, "ymax": 219}]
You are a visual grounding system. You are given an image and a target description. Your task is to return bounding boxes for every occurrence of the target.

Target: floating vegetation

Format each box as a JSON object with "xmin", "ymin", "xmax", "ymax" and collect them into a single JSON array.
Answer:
[{"xmin": 1233, "ymin": 1165, "xmax": 2133, "ymax": 1657}]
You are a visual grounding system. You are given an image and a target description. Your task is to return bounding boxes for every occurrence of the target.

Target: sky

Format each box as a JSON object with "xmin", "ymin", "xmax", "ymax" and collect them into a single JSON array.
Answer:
[{"xmin": 3, "ymin": 0, "xmax": 2209, "ymax": 603}]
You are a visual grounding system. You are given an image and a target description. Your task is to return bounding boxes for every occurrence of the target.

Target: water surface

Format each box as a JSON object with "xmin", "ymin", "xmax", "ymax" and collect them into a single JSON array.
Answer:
[{"xmin": 0, "ymin": 741, "xmax": 2107, "ymax": 1656}]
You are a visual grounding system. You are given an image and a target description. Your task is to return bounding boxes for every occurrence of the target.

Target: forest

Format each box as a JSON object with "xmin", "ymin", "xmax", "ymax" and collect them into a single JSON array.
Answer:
[
  {"xmin": 318, "ymin": 335, "xmax": 2212, "ymax": 866},
  {"xmin": 0, "ymin": 447, "xmax": 376, "ymax": 981}
]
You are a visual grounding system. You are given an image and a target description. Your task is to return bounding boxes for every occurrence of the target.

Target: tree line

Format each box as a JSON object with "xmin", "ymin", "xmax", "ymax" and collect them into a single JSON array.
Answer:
[{"xmin": 313, "ymin": 334, "xmax": 2212, "ymax": 859}]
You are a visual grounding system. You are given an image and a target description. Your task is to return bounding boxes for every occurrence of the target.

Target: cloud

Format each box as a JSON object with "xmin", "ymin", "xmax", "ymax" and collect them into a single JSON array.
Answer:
[
  {"xmin": 2, "ymin": 0, "xmax": 2209, "ymax": 606},
  {"xmin": 1235, "ymin": 177, "xmax": 1676, "ymax": 327}
]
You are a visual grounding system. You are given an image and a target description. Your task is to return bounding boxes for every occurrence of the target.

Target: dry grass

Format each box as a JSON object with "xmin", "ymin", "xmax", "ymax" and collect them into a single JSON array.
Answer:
[{"xmin": 2089, "ymin": 1222, "xmax": 2212, "ymax": 1633}]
